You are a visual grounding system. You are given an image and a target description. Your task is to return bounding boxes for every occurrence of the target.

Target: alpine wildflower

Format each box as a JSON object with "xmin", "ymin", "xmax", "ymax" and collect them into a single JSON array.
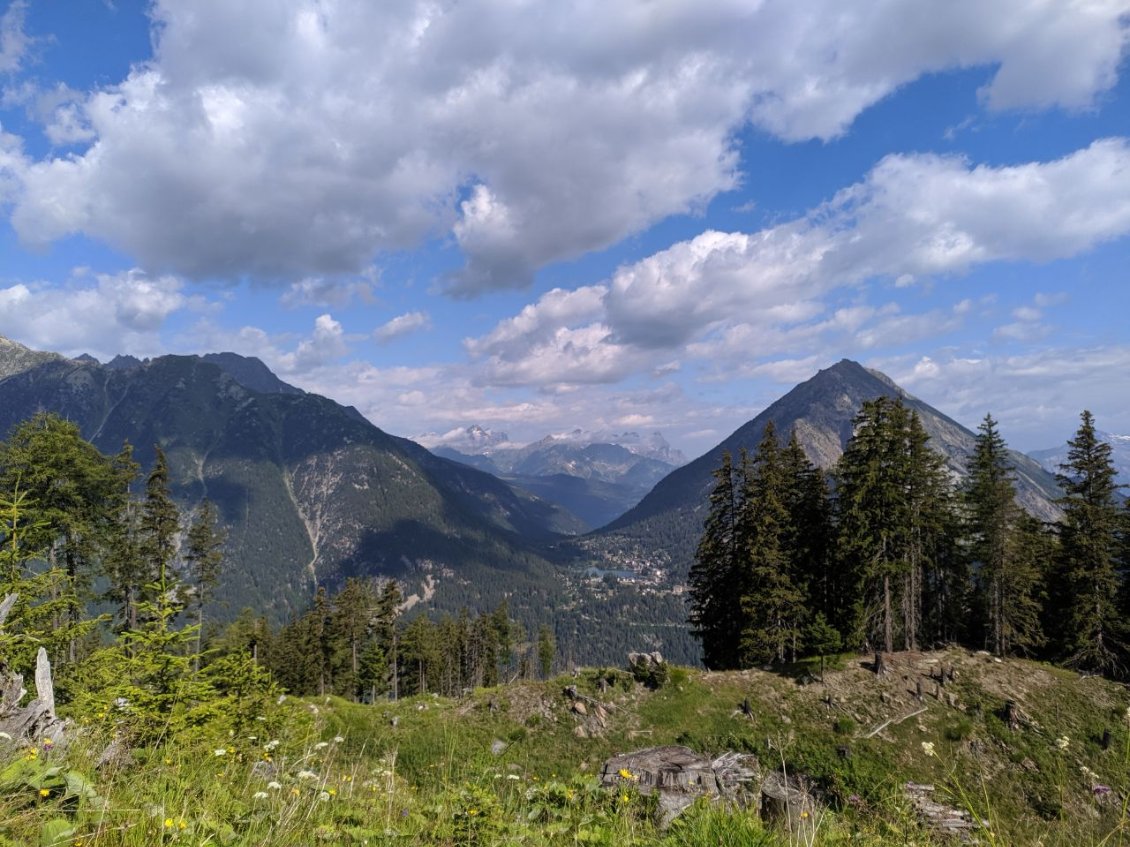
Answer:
[
  {"xmin": 921, "ymin": 741, "xmax": 937, "ymax": 758},
  {"xmin": 1055, "ymin": 736, "xmax": 1070, "ymax": 751}
]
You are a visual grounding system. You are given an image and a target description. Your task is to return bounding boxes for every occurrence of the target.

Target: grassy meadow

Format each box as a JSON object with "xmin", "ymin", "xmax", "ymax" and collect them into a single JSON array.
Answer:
[{"xmin": 3, "ymin": 649, "xmax": 1129, "ymax": 846}]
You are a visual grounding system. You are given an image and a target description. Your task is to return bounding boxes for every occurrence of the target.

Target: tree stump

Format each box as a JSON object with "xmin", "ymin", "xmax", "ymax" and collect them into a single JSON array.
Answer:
[
  {"xmin": 600, "ymin": 745, "xmax": 761, "ymax": 827},
  {"xmin": 0, "ymin": 594, "xmax": 68, "ymax": 749},
  {"xmin": 761, "ymin": 772, "xmax": 818, "ymax": 840}
]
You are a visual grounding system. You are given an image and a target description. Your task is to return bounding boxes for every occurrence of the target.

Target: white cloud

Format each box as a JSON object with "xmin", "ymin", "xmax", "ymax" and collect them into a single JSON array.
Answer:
[
  {"xmin": 374, "ymin": 310, "xmax": 431, "ymax": 343},
  {"xmin": 469, "ymin": 140, "xmax": 1130, "ymax": 391},
  {"xmin": 878, "ymin": 346, "xmax": 1130, "ymax": 451},
  {"xmin": 0, "ymin": 0, "xmax": 30, "ymax": 74},
  {"xmin": 2, "ymin": 0, "xmax": 1127, "ymax": 291},
  {"xmin": 0, "ymin": 269, "xmax": 193, "ymax": 359},
  {"xmin": 280, "ymin": 276, "xmax": 375, "ymax": 308}
]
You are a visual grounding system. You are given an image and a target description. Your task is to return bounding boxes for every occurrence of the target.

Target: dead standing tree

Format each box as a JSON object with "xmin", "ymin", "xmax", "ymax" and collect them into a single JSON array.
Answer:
[{"xmin": 0, "ymin": 593, "xmax": 67, "ymax": 747}]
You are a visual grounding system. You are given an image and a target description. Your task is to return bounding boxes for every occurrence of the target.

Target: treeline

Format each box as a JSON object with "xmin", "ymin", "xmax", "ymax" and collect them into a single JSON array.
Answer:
[
  {"xmin": 241, "ymin": 584, "xmax": 558, "ymax": 701},
  {"xmin": 690, "ymin": 399, "xmax": 1129, "ymax": 677}
]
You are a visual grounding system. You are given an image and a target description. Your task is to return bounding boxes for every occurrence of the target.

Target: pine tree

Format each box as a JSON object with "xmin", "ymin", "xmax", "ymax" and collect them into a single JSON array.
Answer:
[
  {"xmin": 781, "ymin": 431, "xmax": 833, "ymax": 629},
  {"xmin": 1053, "ymin": 411, "xmax": 1125, "ymax": 674},
  {"xmin": 138, "ymin": 446, "xmax": 180, "ymax": 614},
  {"xmin": 0, "ymin": 413, "xmax": 125, "ymax": 662},
  {"xmin": 184, "ymin": 499, "xmax": 226, "ymax": 668},
  {"xmin": 736, "ymin": 423, "xmax": 804, "ymax": 666},
  {"xmin": 906, "ymin": 410, "xmax": 959, "ymax": 647},
  {"xmin": 688, "ymin": 451, "xmax": 741, "ymax": 669},
  {"xmin": 963, "ymin": 415, "xmax": 1043, "ymax": 655},
  {"xmin": 537, "ymin": 623, "xmax": 556, "ymax": 679},
  {"xmin": 835, "ymin": 398, "xmax": 953, "ymax": 653}
]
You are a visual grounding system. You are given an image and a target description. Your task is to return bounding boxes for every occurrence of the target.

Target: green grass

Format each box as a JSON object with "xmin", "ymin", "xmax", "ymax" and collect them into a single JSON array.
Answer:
[{"xmin": 3, "ymin": 651, "xmax": 1130, "ymax": 845}]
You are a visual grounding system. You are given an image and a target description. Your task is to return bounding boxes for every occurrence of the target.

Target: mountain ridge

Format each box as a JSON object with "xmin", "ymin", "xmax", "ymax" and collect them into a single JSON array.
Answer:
[
  {"xmin": 592, "ymin": 358, "xmax": 1063, "ymax": 580},
  {"xmin": 0, "ymin": 336, "xmax": 580, "ymax": 627}
]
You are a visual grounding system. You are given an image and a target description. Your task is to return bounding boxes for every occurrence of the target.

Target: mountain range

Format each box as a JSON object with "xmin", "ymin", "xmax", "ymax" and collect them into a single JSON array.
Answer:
[
  {"xmin": 418, "ymin": 427, "xmax": 687, "ymax": 530},
  {"xmin": 0, "ymin": 339, "xmax": 1077, "ymax": 665},
  {"xmin": 1029, "ymin": 431, "xmax": 1130, "ymax": 487},
  {"xmin": 586, "ymin": 358, "xmax": 1064, "ymax": 590},
  {"xmin": 0, "ymin": 336, "xmax": 580, "ymax": 629}
]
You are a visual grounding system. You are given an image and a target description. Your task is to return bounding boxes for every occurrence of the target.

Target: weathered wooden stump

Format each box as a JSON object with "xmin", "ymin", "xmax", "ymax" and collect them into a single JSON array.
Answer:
[
  {"xmin": 761, "ymin": 772, "xmax": 818, "ymax": 840},
  {"xmin": 0, "ymin": 594, "xmax": 68, "ymax": 748},
  {"xmin": 600, "ymin": 745, "xmax": 761, "ymax": 827}
]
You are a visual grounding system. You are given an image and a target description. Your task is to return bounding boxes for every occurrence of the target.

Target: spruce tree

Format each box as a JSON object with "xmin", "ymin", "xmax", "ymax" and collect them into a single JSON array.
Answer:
[
  {"xmin": 184, "ymin": 498, "xmax": 226, "ymax": 667},
  {"xmin": 736, "ymin": 423, "xmax": 804, "ymax": 666},
  {"xmin": 963, "ymin": 415, "xmax": 1043, "ymax": 655},
  {"xmin": 835, "ymin": 398, "xmax": 953, "ymax": 653},
  {"xmin": 1053, "ymin": 411, "xmax": 1125, "ymax": 674},
  {"xmin": 688, "ymin": 451, "xmax": 741, "ymax": 669},
  {"xmin": 781, "ymin": 431, "xmax": 833, "ymax": 627}
]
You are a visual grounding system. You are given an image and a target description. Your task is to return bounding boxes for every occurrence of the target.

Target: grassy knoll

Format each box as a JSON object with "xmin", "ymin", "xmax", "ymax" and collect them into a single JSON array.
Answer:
[{"xmin": 2, "ymin": 649, "xmax": 1129, "ymax": 845}]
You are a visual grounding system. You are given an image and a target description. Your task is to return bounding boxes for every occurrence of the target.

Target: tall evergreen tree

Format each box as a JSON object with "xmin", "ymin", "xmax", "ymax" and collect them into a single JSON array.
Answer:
[
  {"xmin": 1053, "ymin": 411, "xmax": 1125, "ymax": 674},
  {"xmin": 835, "ymin": 398, "xmax": 953, "ymax": 653},
  {"xmin": 736, "ymin": 423, "xmax": 805, "ymax": 666},
  {"xmin": 963, "ymin": 414, "xmax": 1043, "ymax": 655},
  {"xmin": 184, "ymin": 498, "xmax": 226, "ymax": 667},
  {"xmin": 688, "ymin": 451, "xmax": 741, "ymax": 669},
  {"xmin": 0, "ymin": 413, "xmax": 125, "ymax": 661},
  {"xmin": 781, "ymin": 431, "xmax": 833, "ymax": 626}
]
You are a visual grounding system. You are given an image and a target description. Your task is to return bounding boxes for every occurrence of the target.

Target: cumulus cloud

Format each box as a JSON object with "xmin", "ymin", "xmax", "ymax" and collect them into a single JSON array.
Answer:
[
  {"xmin": 374, "ymin": 310, "xmax": 430, "ymax": 343},
  {"xmin": 0, "ymin": 0, "xmax": 30, "ymax": 74},
  {"xmin": 468, "ymin": 140, "xmax": 1130, "ymax": 389},
  {"xmin": 878, "ymin": 346, "xmax": 1130, "ymax": 451},
  {"xmin": 280, "ymin": 275, "xmax": 375, "ymax": 309},
  {"xmin": 2, "ymin": 0, "xmax": 1127, "ymax": 291},
  {"xmin": 0, "ymin": 269, "xmax": 195, "ymax": 359}
]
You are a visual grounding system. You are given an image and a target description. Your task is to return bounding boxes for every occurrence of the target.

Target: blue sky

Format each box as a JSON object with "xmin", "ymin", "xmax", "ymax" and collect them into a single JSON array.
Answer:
[{"xmin": 1, "ymin": 0, "xmax": 1129, "ymax": 457}]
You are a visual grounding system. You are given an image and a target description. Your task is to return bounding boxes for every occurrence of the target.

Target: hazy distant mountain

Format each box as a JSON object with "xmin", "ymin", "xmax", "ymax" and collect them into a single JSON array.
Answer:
[
  {"xmin": 419, "ymin": 426, "xmax": 688, "ymax": 530},
  {"xmin": 593, "ymin": 359, "xmax": 1064, "ymax": 580},
  {"xmin": 0, "ymin": 337, "xmax": 580, "ymax": 625},
  {"xmin": 1029, "ymin": 431, "xmax": 1130, "ymax": 486}
]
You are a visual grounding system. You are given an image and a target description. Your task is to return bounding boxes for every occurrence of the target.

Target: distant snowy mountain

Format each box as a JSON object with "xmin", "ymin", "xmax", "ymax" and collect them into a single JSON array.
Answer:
[
  {"xmin": 416, "ymin": 426, "xmax": 688, "ymax": 530},
  {"xmin": 1029, "ymin": 431, "xmax": 1130, "ymax": 486}
]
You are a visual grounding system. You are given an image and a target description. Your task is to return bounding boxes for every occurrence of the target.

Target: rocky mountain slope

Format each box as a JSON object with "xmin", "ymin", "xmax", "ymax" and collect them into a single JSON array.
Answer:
[
  {"xmin": 0, "ymin": 337, "xmax": 581, "ymax": 624},
  {"xmin": 590, "ymin": 359, "xmax": 1063, "ymax": 581}
]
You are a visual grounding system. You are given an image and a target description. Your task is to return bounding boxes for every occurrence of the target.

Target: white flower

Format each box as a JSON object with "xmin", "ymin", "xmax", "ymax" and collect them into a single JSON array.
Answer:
[
  {"xmin": 921, "ymin": 741, "xmax": 936, "ymax": 758},
  {"xmin": 252, "ymin": 791, "xmax": 268, "ymax": 800},
  {"xmin": 1055, "ymin": 736, "xmax": 1070, "ymax": 750},
  {"xmin": 267, "ymin": 781, "xmax": 282, "ymax": 791},
  {"xmin": 506, "ymin": 774, "xmax": 521, "ymax": 781},
  {"xmin": 318, "ymin": 791, "xmax": 331, "ymax": 802},
  {"xmin": 315, "ymin": 741, "xmax": 329, "ymax": 750},
  {"xmin": 298, "ymin": 770, "xmax": 319, "ymax": 781},
  {"xmin": 264, "ymin": 739, "xmax": 280, "ymax": 752},
  {"xmin": 333, "ymin": 735, "xmax": 344, "ymax": 744},
  {"xmin": 214, "ymin": 748, "xmax": 227, "ymax": 757}
]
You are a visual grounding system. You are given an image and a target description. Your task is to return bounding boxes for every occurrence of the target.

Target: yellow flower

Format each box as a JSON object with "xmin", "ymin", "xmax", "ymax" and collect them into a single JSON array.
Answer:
[
  {"xmin": 178, "ymin": 820, "xmax": 187, "ymax": 830},
  {"xmin": 618, "ymin": 767, "xmax": 638, "ymax": 781},
  {"xmin": 328, "ymin": 788, "xmax": 337, "ymax": 796},
  {"xmin": 38, "ymin": 788, "xmax": 50, "ymax": 798},
  {"xmin": 164, "ymin": 818, "xmax": 174, "ymax": 829},
  {"xmin": 619, "ymin": 793, "xmax": 630, "ymax": 804}
]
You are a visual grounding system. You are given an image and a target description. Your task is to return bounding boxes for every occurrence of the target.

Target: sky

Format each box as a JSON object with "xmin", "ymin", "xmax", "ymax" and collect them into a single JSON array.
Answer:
[{"xmin": 0, "ymin": 0, "xmax": 1129, "ymax": 459}]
